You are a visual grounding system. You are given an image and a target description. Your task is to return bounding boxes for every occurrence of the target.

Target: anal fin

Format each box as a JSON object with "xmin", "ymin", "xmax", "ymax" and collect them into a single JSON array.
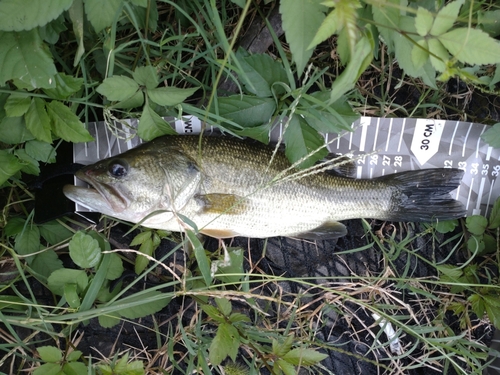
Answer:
[{"xmin": 292, "ymin": 221, "xmax": 347, "ymax": 240}]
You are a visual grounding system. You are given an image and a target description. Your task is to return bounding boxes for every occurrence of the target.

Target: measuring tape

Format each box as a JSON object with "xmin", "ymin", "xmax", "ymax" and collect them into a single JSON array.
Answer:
[{"xmin": 73, "ymin": 116, "xmax": 500, "ymax": 217}]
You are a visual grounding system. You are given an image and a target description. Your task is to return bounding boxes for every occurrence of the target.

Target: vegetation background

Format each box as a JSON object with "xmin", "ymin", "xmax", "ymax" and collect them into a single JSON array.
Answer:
[{"xmin": 1, "ymin": 0, "xmax": 500, "ymax": 374}]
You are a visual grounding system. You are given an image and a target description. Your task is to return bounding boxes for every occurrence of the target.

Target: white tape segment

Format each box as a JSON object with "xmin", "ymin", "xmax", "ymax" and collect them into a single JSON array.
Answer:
[{"xmin": 73, "ymin": 116, "xmax": 500, "ymax": 216}]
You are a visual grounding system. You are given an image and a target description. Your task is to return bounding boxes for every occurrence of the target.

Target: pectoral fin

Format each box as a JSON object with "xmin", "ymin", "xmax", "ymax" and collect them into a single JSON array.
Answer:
[
  {"xmin": 293, "ymin": 221, "xmax": 347, "ymax": 240},
  {"xmin": 199, "ymin": 228, "xmax": 240, "ymax": 238},
  {"xmin": 195, "ymin": 193, "xmax": 249, "ymax": 215}
]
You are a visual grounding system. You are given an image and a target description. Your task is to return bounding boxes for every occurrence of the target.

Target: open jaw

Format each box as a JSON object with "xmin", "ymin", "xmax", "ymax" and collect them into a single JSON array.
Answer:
[{"xmin": 63, "ymin": 182, "xmax": 128, "ymax": 215}]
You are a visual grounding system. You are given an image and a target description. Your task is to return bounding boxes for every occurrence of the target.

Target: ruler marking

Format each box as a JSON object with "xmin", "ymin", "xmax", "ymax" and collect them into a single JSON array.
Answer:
[
  {"xmin": 356, "ymin": 166, "xmax": 363, "ymax": 179},
  {"xmin": 466, "ymin": 177, "xmax": 474, "ymax": 210},
  {"xmin": 359, "ymin": 119, "xmax": 368, "ymax": 152},
  {"xmin": 449, "ymin": 121, "xmax": 460, "ymax": 156},
  {"xmin": 462, "ymin": 123, "xmax": 473, "ymax": 157},
  {"xmin": 104, "ymin": 123, "xmax": 112, "ymax": 158},
  {"xmin": 372, "ymin": 118, "xmax": 380, "ymax": 152},
  {"xmin": 476, "ymin": 178, "xmax": 486, "ymax": 210},
  {"xmin": 485, "ymin": 180, "xmax": 495, "ymax": 217},
  {"xmin": 385, "ymin": 118, "xmax": 393, "ymax": 152},
  {"xmin": 476, "ymin": 125, "xmax": 487, "ymax": 159},
  {"xmin": 486, "ymin": 147, "xmax": 493, "ymax": 161},
  {"xmin": 397, "ymin": 118, "xmax": 406, "ymax": 152}
]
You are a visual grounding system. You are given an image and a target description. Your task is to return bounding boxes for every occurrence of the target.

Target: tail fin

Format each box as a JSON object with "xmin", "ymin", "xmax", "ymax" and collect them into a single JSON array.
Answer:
[{"xmin": 380, "ymin": 168, "xmax": 465, "ymax": 222}]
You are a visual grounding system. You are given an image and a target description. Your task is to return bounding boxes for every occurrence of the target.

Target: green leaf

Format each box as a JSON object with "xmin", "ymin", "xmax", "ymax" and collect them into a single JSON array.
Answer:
[
  {"xmin": 135, "ymin": 237, "xmax": 154, "ymax": 274},
  {"xmin": 468, "ymin": 293, "xmax": 485, "ymax": 320},
  {"xmin": 15, "ymin": 149, "xmax": 40, "ymax": 175},
  {"xmin": 0, "ymin": 150, "xmax": 23, "ymax": 185},
  {"xmin": 434, "ymin": 219, "xmax": 458, "ymax": 234},
  {"xmin": 85, "ymin": 0, "xmax": 124, "ymax": 33},
  {"xmin": 47, "ymin": 268, "xmax": 88, "ymax": 296},
  {"xmin": 33, "ymin": 362, "xmax": 61, "ymax": 375},
  {"xmin": 284, "ymin": 115, "xmax": 328, "ymax": 169},
  {"xmin": 147, "ymin": 86, "xmax": 197, "ymax": 106},
  {"xmin": 39, "ymin": 15, "xmax": 67, "ymax": 44},
  {"xmin": 25, "ymin": 97, "xmax": 52, "ymax": 143},
  {"xmin": 428, "ymin": 38, "xmax": 449, "ymax": 72},
  {"xmin": 137, "ymin": 104, "xmax": 176, "ymax": 141},
  {"xmin": 69, "ymin": 231, "xmax": 102, "ymax": 269},
  {"xmin": 97, "ymin": 76, "xmax": 140, "ymax": 101},
  {"xmin": 0, "ymin": 30, "xmax": 56, "ymax": 89},
  {"xmin": 411, "ymin": 39, "xmax": 429, "ymax": 70},
  {"xmin": 133, "ymin": 66, "xmax": 158, "ymax": 90},
  {"xmin": 0, "ymin": 116, "xmax": 35, "ymax": 144},
  {"xmin": 109, "ymin": 290, "xmax": 170, "ymax": 319},
  {"xmin": 439, "ymin": 28, "xmax": 500, "ymax": 65},
  {"xmin": 215, "ymin": 248, "xmax": 244, "ymax": 284},
  {"xmin": 130, "ymin": 230, "xmax": 152, "ymax": 246},
  {"xmin": 481, "ymin": 123, "xmax": 500, "ymax": 148},
  {"xmin": 25, "ymin": 140, "xmax": 56, "ymax": 163},
  {"xmin": 217, "ymin": 95, "xmax": 276, "ymax": 128},
  {"xmin": 66, "ymin": 350, "xmax": 83, "ymax": 362},
  {"xmin": 4, "ymin": 217, "xmax": 26, "ymax": 237},
  {"xmin": 309, "ymin": 9, "xmax": 338, "ymax": 49},
  {"xmin": 467, "ymin": 235, "xmax": 485, "ymax": 254},
  {"xmin": 68, "ymin": 0, "xmax": 85, "ymax": 67},
  {"xmin": 105, "ymin": 252, "xmax": 124, "ymax": 280},
  {"xmin": 466, "ymin": 215, "xmax": 488, "ymax": 236},
  {"xmin": 415, "ymin": 7, "xmax": 433, "ymax": 37},
  {"xmin": 64, "ymin": 283, "xmax": 81, "ymax": 309},
  {"xmin": 30, "ymin": 250, "xmax": 64, "ymax": 280},
  {"xmin": 43, "ymin": 73, "xmax": 84, "ymax": 99},
  {"xmin": 233, "ymin": 123, "xmax": 271, "ymax": 144},
  {"xmin": 0, "ymin": 0, "xmax": 73, "ymax": 31},
  {"xmin": 39, "ymin": 220, "xmax": 73, "ymax": 245},
  {"xmin": 478, "ymin": 9, "xmax": 500, "ymax": 38},
  {"xmin": 215, "ymin": 297, "xmax": 232, "ymax": 316},
  {"xmin": 187, "ymin": 229, "xmax": 212, "ymax": 286},
  {"xmin": 282, "ymin": 348, "xmax": 328, "ymax": 366},
  {"xmin": 371, "ymin": 0, "xmax": 400, "ymax": 52},
  {"xmin": 276, "ymin": 359, "xmax": 297, "ymax": 375},
  {"xmin": 280, "ymin": 0, "xmax": 326, "ymax": 75},
  {"xmin": 436, "ymin": 264, "xmax": 463, "ymax": 278},
  {"xmin": 5, "ymin": 93, "xmax": 31, "ymax": 117},
  {"xmin": 14, "ymin": 225, "xmax": 40, "ymax": 260},
  {"xmin": 37, "ymin": 346, "xmax": 63, "ymax": 363},
  {"xmin": 430, "ymin": 0, "xmax": 463, "ymax": 36},
  {"xmin": 47, "ymin": 101, "xmax": 94, "ymax": 142},
  {"xmin": 209, "ymin": 323, "xmax": 240, "ymax": 365},
  {"xmin": 63, "ymin": 362, "xmax": 88, "ymax": 375},
  {"xmin": 489, "ymin": 197, "xmax": 500, "ymax": 229},
  {"xmin": 329, "ymin": 33, "xmax": 373, "ymax": 103},
  {"xmin": 237, "ymin": 51, "xmax": 289, "ymax": 97}
]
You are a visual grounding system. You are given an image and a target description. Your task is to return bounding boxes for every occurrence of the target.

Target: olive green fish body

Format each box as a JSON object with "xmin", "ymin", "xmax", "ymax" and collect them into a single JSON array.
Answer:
[{"xmin": 63, "ymin": 136, "xmax": 465, "ymax": 239}]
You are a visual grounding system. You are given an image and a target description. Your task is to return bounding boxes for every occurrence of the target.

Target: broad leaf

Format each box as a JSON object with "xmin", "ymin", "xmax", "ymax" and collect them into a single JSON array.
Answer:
[
  {"xmin": 97, "ymin": 76, "xmax": 140, "ymax": 102},
  {"xmin": 0, "ymin": 0, "xmax": 73, "ymax": 31},
  {"xmin": 43, "ymin": 73, "xmax": 84, "ymax": 99},
  {"xmin": 309, "ymin": 9, "xmax": 339, "ymax": 49},
  {"xmin": 25, "ymin": 140, "xmax": 57, "ymax": 163},
  {"xmin": 37, "ymin": 346, "xmax": 62, "ymax": 363},
  {"xmin": 14, "ymin": 225, "xmax": 40, "ymax": 260},
  {"xmin": 372, "ymin": 0, "xmax": 400, "ymax": 52},
  {"xmin": 85, "ymin": 0, "xmax": 124, "ymax": 33},
  {"xmin": 280, "ymin": 0, "xmax": 326, "ymax": 75},
  {"xmin": 415, "ymin": 7, "xmax": 433, "ymax": 36},
  {"xmin": 5, "ymin": 93, "xmax": 31, "ymax": 117},
  {"xmin": 209, "ymin": 323, "xmax": 240, "ymax": 365},
  {"xmin": 105, "ymin": 253, "xmax": 124, "ymax": 281},
  {"xmin": 0, "ymin": 150, "xmax": 23, "ymax": 186},
  {"xmin": 47, "ymin": 101, "xmax": 94, "ymax": 142},
  {"xmin": 439, "ymin": 28, "xmax": 500, "ymax": 65},
  {"xmin": 30, "ymin": 250, "xmax": 64, "ymax": 280},
  {"xmin": 481, "ymin": 123, "xmax": 500, "ymax": 148},
  {"xmin": 25, "ymin": 98, "xmax": 52, "ymax": 143},
  {"xmin": 138, "ymin": 104, "xmax": 176, "ymax": 141},
  {"xmin": 15, "ymin": 149, "xmax": 40, "ymax": 176},
  {"xmin": 217, "ymin": 95, "xmax": 276, "ymax": 128},
  {"xmin": 147, "ymin": 86, "xmax": 197, "ymax": 106},
  {"xmin": 69, "ymin": 231, "xmax": 102, "ymax": 269},
  {"xmin": 0, "ymin": 116, "xmax": 34, "ymax": 144},
  {"xmin": 430, "ymin": 0, "xmax": 464, "ymax": 36},
  {"xmin": 133, "ymin": 66, "xmax": 158, "ymax": 90},
  {"xmin": 187, "ymin": 229, "xmax": 212, "ymax": 286},
  {"xmin": 282, "ymin": 348, "xmax": 328, "ymax": 366},
  {"xmin": 478, "ymin": 9, "xmax": 500, "ymax": 38},
  {"xmin": 489, "ymin": 197, "xmax": 500, "ymax": 229},
  {"xmin": 64, "ymin": 283, "xmax": 81, "ymax": 308},
  {"xmin": 47, "ymin": 268, "xmax": 88, "ymax": 296},
  {"xmin": 39, "ymin": 220, "xmax": 73, "ymax": 245},
  {"xmin": 0, "ymin": 30, "xmax": 57, "ymax": 89},
  {"xmin": 466, "ymin": 215, "xmax": 488, "ymax": 236},
  {"xmin": 284, "ymin": 115, "xmax": 328, "ymax": 169},
  {"xmin": 237, "ymin": 50, "xmax": 289, "ymax": 97},
  {"xmin": 411, "ymin": 39, "xmax": 429, "ymax": 70}
]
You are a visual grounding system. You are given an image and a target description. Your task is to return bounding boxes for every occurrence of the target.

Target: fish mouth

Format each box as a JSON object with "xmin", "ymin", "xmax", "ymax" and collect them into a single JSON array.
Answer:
[{"xmin": 63, "ymin": 169, "xmax": 129, "ymax": 214}]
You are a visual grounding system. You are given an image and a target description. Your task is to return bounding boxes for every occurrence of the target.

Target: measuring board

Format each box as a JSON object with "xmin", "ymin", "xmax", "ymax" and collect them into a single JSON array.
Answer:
[{"xmin": 72, "ymin": 116, "xmax": 500, "ymax": 217}]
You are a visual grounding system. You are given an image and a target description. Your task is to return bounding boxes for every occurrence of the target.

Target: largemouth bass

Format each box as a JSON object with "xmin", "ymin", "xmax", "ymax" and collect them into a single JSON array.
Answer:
[{"xmin": 63, "ymin": 135, "xmax": 465, "ymax": 239}]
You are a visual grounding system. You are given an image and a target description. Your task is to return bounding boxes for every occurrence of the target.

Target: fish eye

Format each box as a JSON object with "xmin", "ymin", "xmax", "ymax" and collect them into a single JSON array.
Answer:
[{"xmin": 108, "ymin": 160, "xmax": 128, "ymax": 178}]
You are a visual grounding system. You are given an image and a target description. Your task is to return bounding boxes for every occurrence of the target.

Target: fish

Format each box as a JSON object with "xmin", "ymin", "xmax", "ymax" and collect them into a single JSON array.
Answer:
[{"xmin": 63, "ymin": 135, "xmax": 465, "ymax": 239}]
